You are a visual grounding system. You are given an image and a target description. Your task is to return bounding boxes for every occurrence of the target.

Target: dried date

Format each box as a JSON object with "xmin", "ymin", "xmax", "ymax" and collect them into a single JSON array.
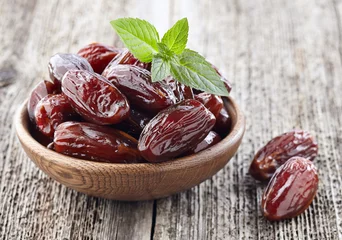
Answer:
[
  {"xmin": 103, "ymin": 65, "xmax": 177, "ymax": 114},
  {"xmin": 185, "ymin": 131, "xmax": 221, "ymax": 155},
  {"xmin": 213, "ymin": 107, "xmax": 232, "ymax": 138},
  {"xmin": 77, "ymin": 43, "xmax": 121, "ymax": 74},
  {"xmin": 163, "ymin": 76, "xmax": 194, "ymax": 101},
  {"xmin": 138, "ymin": 99, "xmax": 216, "ymax": 162},
  {"xmin": 102, "ymin": 48, "xmax": 151, "ymax": 75},
  {"xmin": 34, "ymin": 94, "xmax": 77, "ymax": 138},
  {"xmin": 195, "ymin": 93, "xmax": 223, "ymax": 118},
  {"xmin": 62, "ymin": 70, "xmax": 130, "ymax": 125},
  {"xmin": 48, "ymin": 53, "xmax": 93, "ymax": 83},
  {"xmin": 53, "ymin": 122, "xmax": 141, "ymax": 163},
  {"xmin": 249, "ymin": 130, "xmax": 318, "ymax": 181},
  {"xmin": 115, "ymin": 108, "xmax": 151, "ymax": 138},
  {"xmin": 27, "ymin": 80, "xmax": 61, "ymax": 123},
  {"xmin": 262, "ymin": 157, "xmax": 319, "ymax": 221}
]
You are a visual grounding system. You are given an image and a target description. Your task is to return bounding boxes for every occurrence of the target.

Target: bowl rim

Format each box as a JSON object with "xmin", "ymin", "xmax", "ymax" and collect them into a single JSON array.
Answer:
[{"xmin": 15, "ymin": 96, "xmax": 245, "ymax": 172}]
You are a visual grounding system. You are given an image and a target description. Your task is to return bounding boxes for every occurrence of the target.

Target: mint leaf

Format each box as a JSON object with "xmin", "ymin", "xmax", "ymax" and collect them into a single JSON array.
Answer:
[
  {"xmin": 110, "ymin": 18, "xmax": 159, "ymax": 62},
  {"xmin": 151, "ymin": 56, "xmax": 171, "ymax": 82},
  {"xmin": 162, "ymin": 18, "xmax": 189, "ymax": 55},
  {"xmin": 169, "ymin": 49, "xmax": 229, "ymax": 96},
  {"xmin": 151, "ymin": 43, "xmax": 173, "ymax": 82}
]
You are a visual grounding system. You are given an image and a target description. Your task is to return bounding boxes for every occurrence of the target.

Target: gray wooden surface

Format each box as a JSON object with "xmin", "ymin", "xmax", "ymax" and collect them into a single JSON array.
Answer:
[{"xmin": 1, "ymin": 0, "xmax": 341, "ymax": 239}]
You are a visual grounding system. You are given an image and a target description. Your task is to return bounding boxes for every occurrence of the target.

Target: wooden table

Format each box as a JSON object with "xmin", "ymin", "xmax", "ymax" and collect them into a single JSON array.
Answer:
[{"xmin": 1, "ymin": 0, "xmax": 341, "ymax": 239}]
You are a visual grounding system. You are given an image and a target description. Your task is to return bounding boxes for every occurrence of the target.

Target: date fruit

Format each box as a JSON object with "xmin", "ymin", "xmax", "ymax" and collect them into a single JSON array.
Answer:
[
  {"xmin": 249, "ymin": 130, "xmax": 318, "ymax": 181},
  {"xmin": 48, "ymin": 53, "xmax": 93, "ymax": 83},
  {"xmin": 186, "ymin": 131, "xmax": 221, "ymax": 155},
  {"xmin": 213, "ymin": 107, "xmax": 232, "ymax": 138},
  {"xmin": 195, "ymin": 93, "xmax": 223, "ymax": 118},
  {"xmin": 103, "ymin": 65, "xmax": 177, "ymax": 114},
  {"xmin": 163, "ymin": 76, "xmax": 194, "ymax": 101},
  {"xmin": 27, "ymin": 80, "xmax": 61, "ymax": 123},
  {"xmin": 62, "ymin": 70, "xmax": 130, "ymax": 125},
  {"xmin": 138, "ymin": 99, "xmax": 216, "ymax": 162},
  {"xmin": 115, "ymin": 108, "xmax": 151, "ymax": 138},
  {"xmin": 102, "ymin": 48, "xmax": 151, "ymax": 76},
  {"xmin": 53, "ymin": 122, "xmax": 141, "ymax": 163},
  {"xmin": 212, "ymin": 64, "xmax": 232, "ymax": 93},
  {"xmin": 262, "ymin": 157, "xmax": 319, "ymax": 221},
  {"xmin": 77, "ymin": 43, "xmax": 121, "ymax": 74},
  {"xmin": 34, "ymin": 94, "xmax": 77, "ymax": 138}
]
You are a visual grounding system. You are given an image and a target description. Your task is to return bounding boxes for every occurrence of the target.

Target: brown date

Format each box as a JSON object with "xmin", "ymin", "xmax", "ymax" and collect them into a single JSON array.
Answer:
[
  {"xmin": 115, "ymin": 108, "xmax": 151, "ymax": 138},
  {"xmin": 138, "ymin": 99, "xmax": 216, "ymax": 162},
  {"xmin": 27, "ymin": 80, "xmax": 61, "ymax": 123},
  {"xmin": 102, "ymin": 48, "xmax": 151, "ymax": 75},
  {"xmin": 34, "ymin": 94, "xmax": 77, "ymax": 138},
  {"xmin": 62, "ymin": 70, "xmax": 130, "ymax": 125},
  {"xmin": 249, "ymin": 130, "xmax": 318, "ymax": 181},
  {"xmin": 213, "ymin": 107, "xmax": 232, "ymax": 138},
  {"xmin": 163, "ymin": 76, "xmax": 194, "ymax": 101},
  {"xmin": 53, "ymin": 122, "xmax": 141, "ymax": 163},
  {"xmin": 48, "ymin": 53, "xmax": 93, "ymax": 83},
  {"xmin": 77, "ymin": 43, "xmax": 121, "ymax": 74},
  {"xmin": 185, "ymin": 131, "xmax": 221, "ymax": 155},
  {"xmin": 262, "ymin": 157, "xmax": 319, "ymax": 221},
  {"xmin": 103, "ymin": 64, "xmax": 177, "ymax": 114},
  {"xmin": 195, "ymin": 93, "xmax": 223, "ymax": 118}
]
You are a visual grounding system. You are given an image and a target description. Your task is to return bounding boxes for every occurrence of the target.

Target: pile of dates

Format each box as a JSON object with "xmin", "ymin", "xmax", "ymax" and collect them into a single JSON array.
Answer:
[
  {"xmin": 28, "ymin": 43, "xmax": 233, "ymax": 163},
  {"xmin": 249, "ymin": 130, "xmax": 319, "ymax": 221}
]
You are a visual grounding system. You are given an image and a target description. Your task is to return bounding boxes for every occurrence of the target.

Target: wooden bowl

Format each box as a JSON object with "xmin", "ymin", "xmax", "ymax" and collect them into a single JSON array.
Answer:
[{"xmin": 15, "ymin": 96, "xmax": 245, "ymax": 201}]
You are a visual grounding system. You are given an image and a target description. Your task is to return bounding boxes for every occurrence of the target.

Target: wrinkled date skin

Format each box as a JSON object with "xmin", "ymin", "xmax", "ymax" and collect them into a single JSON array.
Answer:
[
  {"xmin": 34, "ymin": 94, "xmax": 77, "ymax": 138},
  {"xmin": 27, "ymin": 80, "xmax": 61, "ymax": 122},
  {"xmin": 213, "ymin": 107, "xmax": 232, "ymax": 138},
  {"xmin": 48, "ymin": 53, "xmax": 93, "ymax": 83},
  {"xmin": 53, "ymin": 122, "xmax": 141, "ymax": 163},
  {"xmin": 115, "ymin": 108, "xmax": 151, "ymax": 138},
  {"xmin": 262, "ymin": 157, "xmax": 319, "ymax": 221},
  {"xmin": 102, "ymin": 48, "xmax": 151, "ymax": 76},
  {"xmin": 186, "ymin": 131, "xmax": 221, "ymax": 155},
  {"xmin": 77, "ymin": 43, "xmax": 121, "ymax": 74},
  {"xmin": 249, "ymin": 130, "xmax": 318, "ymax": 181},
  {"xmin": 163, "ymin": 76, "xmax": 194, "ymax": 101},
  {"xmin": 195, "ymin": 93, "xmax": 223, "ymax": 118},
  {"xmin": 138, "ymin": 99, "xmax": 216, "ymax": 162},
  {"xmin": 103, "ymin": 65, "xmax": 177, "ymax": 114},
  {"xmin": 62, "ymin": 70, "xmax": 130, "ymax": 125}
]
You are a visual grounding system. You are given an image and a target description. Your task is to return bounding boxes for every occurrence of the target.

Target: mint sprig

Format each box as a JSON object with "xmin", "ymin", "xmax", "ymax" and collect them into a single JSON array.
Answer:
[{"xmin": 110, "ymin": 17, "xmax": 229, "ymax": 96}]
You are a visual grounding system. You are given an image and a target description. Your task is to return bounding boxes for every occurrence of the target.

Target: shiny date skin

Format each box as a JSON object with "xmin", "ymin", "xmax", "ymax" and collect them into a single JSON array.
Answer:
[
  {"xmin": 103, "ymin": 65, "xmax": 177, "ymax": 114},
  {"xmin": 48, "ymin": 53, "xmax": 93, "ymax": 83},
  {"xmin": 186, "ymin": 131, "xmax": 221, "ymax": 155},
  {"xmin": 34, "ymin": 94, "xmax": 77, "ymax": 138},
  {"xmin": 195, "ymin": 92, "xmax": 223, "ymax": 118},
  {"xmin": 115, "ymin": 108, "xmax": 151, "ymax": 138},
  {"xmin": 213, "ymin": 107, "xmax": 232, "ymax": 138},
  {"xmin": 249, "ymin": 130, "xmax": 318, "ymax": 181},
  {"xmin": 62, "ymin": 70, "xmax": 130, "ymax": 125},
  {"xmin": 27, "ymin": 80, "xmax": 61, "ymax": 123},
  {"xmin": 53, "ymin": 122, "xmax": 141, "ymax": 163},
  {"xmin": 138, "ymin": 99, "xmax": 216, "ymax": 162},
  {"xmin": 102, "ymin": 48, "xmax": 151, "ymax": 76},
  {"xmin": 262, "ymin": 157, "xmax": 319, "ymax": 221},
  {"xmin": 77, "ymin": 43, "xmax": 121, "ymax": 74},
  {"xmin": 163, "ymin": 76, "xmax": 194, "ymax": 101}
]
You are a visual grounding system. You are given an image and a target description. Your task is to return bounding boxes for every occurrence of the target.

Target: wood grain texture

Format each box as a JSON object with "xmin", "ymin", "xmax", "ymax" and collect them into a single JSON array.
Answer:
[{"xmin": 0, "ymin": 0, "xmax": 341, "ymax": 239}]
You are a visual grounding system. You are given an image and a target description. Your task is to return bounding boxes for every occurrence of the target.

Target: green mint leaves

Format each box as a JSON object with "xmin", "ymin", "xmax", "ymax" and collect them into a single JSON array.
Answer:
[{"xmin": 110, "ymin": 17, "xmax": 229, "ymax": 96}]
